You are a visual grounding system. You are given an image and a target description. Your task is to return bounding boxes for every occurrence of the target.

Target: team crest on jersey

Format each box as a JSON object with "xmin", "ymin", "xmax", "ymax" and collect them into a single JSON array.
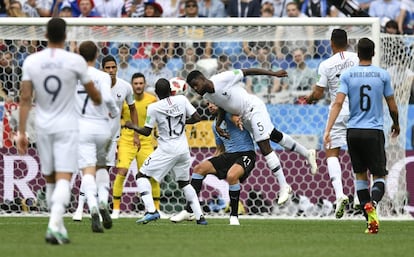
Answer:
[{"xmin": 117, "ymin": 93, "xmax": 122, "ymax": 98}]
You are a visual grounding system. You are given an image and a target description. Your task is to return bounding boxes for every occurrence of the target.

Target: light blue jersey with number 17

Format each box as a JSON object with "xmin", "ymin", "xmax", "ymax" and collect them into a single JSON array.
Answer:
[{"xmin": 339, "ymin": 65, "xmax": 394, "ymax": 130}]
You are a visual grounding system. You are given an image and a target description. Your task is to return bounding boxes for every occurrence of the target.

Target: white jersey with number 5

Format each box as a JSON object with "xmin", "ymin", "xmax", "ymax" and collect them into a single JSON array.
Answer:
[
  {"xmin": 204, "ymin": 69, "xmax": 252, "ymax": 117},
  {"xmin": 316, "ymin": 51, "xmax": 359, "ymax": 115},
  {"xmin": 21, "ymin": 48, "xmax": 91, "ymax": 133},
  {"xmin": 145, "ymin": 95, "xmax": 196, "ymax": 154}
]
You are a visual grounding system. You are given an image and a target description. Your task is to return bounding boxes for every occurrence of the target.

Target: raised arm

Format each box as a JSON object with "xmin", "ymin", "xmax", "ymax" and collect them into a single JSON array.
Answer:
[
  {"xmin": 241, "ymin": 68, "xmax": 287, "ymax": 78},
  {"xmin": 124, "ymin": 121, "xmax": 152, "ymax": 137}
]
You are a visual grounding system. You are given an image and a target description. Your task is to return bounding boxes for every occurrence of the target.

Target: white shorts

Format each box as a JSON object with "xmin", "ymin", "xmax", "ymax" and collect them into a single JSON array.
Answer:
[
  {"xmin": 140, "ymin": 149, "xmax": 192, "ymax": 183},
  {"xmin": 242, "ymin": 101, "xmax": 274, "ymax": 142},
  {"xmin": 327, "ymin": 113, "xmax": 349, "ymax": 149},
  {"xmin": 37, "ymin": 130, "xmax": 79, "ymax": 175},
  {"xmin": 78, "ymin": 132, "xmax": 111, "ymax": 169}
]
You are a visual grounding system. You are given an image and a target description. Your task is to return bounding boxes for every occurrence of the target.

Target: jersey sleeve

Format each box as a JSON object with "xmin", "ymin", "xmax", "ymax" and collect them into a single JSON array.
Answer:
[
  {"xmin": 101, "ymin": 73, "xmax": 119, "ymax": 118},
  {"xmin": 316, "ymin": 62, "xmax": 328, "ymax": 88},
  {"xmin": 338, "ymin": 71, "xmax": 349, "ymax": 95},
  {"xmin": 144, "ymin": 105, "xmax": 156, "ymax": 129},
  {"xmin": 125, "ymin": 82, "xmax": 135, "ymax": 106}
]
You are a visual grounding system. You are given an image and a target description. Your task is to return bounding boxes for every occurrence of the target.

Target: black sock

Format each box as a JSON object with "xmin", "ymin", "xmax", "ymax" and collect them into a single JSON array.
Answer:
[
  {"xmin": 371, "ymin": 180, "xmax": 385, "ymax": 206},
  {"xmin": 229, "ymin": 190, "xmax": 240, "ymax": 217},
  {"xmin": 357, "ymin": 189, "xmax": 371, "ymax": 221}
]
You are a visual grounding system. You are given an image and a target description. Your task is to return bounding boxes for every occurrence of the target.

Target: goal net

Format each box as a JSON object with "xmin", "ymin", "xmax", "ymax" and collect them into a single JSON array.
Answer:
[{"xmin": 0, "ymin": 17, "xmax": 411, "ymax": 219}]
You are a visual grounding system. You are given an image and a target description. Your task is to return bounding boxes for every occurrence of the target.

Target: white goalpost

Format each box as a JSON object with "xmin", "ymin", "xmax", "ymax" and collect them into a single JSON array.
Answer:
[{"xmin": 0, "ymin": 17, "xmax": 411, "ymax": 218}]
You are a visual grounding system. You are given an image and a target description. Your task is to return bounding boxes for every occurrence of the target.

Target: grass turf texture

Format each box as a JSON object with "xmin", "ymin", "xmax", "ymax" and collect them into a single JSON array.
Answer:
[{"xmin": 0, "ymin": 217, "xmax": 413, "ymax": 257}]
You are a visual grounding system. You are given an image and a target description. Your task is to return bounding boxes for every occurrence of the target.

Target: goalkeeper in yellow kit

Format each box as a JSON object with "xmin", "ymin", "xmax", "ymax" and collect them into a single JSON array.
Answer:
[{"xmin": 111, "ymin": 72, "xmax": 161, "ymax": 219}]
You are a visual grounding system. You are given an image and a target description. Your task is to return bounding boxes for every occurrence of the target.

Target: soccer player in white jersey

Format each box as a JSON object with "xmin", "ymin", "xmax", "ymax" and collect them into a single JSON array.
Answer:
[
  {"xmin": 76, "ymin": 41, "xmax": 120, "ymax": 233},
  {"xmin": 124, "ymin": 78, "xmax": 208, "ymax": 225},
  {"xmin": 306, "ymin": 29, "xmax": 360, "ymax": 219},
  {"xmin": 324, "ymin": 38, "xmax": 399, "ymax": 233},
  {"xmin": 16, "ymin": 18, "xmax": 102, "ymax": 245},
  {"xmin": 187, "ymin": 68, "xmax": 318, "ymax": 205},
  {"xmin": 72, "ymin": 55, "xmax": 139, "ymax": 221}
]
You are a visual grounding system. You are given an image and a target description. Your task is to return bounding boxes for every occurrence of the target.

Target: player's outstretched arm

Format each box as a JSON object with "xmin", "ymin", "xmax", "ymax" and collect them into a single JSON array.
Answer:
[
  {"xmin": 305, "ymin": 85, "xmax": 324, "ymax": 104},
  {"xmin": 124, "ymin": 121, "xmax": 152, "ymax": 137},
  {"xmin": 241, "ymin": 68, "xmax": 288, "ymax": 78},
  {"xmin": 186, "ymin": 111, "xmax": 201, "ymax": 125}
]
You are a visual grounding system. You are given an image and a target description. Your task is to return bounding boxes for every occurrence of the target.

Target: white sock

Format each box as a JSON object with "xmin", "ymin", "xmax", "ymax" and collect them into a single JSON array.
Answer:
[
  {"xmin": 45, "ymin": 183, "xmax": 55, "ymax": 210},
  {"xmin": 96, "ymin": 168, "xmax": 110, "ymax": 205},
  {"xmin": 182, "ymin": 184, "xmax": 203, "ymax": 220},
  {"xmin": 327, "ymin": 157, "xmax": 344, "ymax": 200},
  {"xmin": 48, "ymin": 179, "xmax": 70, "ymax": 231},
  {"xmin": 75, "ymin": 178, "xmax": 86, "ymax": 213},
  {"xmin": 280, "ymin": 132, "xmax": 308, "ymax": 158},
  {"xmin": 264, "ymin": 152, "xmax": 287, "ymax": 186},
  {"xmin": 136, "ymin": 177, "xmax": 156, "ymax": 213},
  {"xmin": 82, "ymin": 174, "xmax": 98, "ymax": 211}
]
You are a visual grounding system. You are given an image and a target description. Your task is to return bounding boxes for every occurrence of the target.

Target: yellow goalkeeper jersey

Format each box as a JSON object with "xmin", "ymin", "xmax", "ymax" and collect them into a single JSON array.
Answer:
[{"xmin": 119, "ymin": 92, "xmax": 157, "ymax": 144}]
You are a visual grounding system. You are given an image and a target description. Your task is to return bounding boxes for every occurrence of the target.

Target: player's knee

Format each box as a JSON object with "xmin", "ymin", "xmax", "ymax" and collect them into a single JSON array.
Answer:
[
  {"xmin": 270, "ymin": 129, "xmax": 283, "ymax": 142},
  {"xmin": 226, "ymin": 173, "xmax": 240, "ymax": 185},
  {"xmin": 116, "ymin": 167, "xmax": 128, "ymax": 176},
  {"xmin": 193, "ymin": 164, "xmax": 207, "ymax": 176}
]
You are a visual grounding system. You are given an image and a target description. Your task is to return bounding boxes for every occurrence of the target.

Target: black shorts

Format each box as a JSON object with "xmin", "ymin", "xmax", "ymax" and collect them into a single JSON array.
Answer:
[
  {"xmin": 208, "ymin": 151, "xmax": 256, "ymax": 183},
  {"xmin": 346, "ymin": 128, "xmax": 387, "ymax": 177}
]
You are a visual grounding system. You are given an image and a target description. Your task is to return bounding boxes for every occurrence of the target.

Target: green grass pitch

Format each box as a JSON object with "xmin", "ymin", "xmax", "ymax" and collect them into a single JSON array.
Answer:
[{"xmin": 0, "ymin": 217, "xmax": 413, "ymax": 257}]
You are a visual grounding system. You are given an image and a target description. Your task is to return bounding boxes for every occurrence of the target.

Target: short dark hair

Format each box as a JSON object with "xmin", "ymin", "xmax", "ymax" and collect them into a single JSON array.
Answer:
[
  {"xmin": 101, "ymin": 55, "xmax": 117, "ymax": 68},
  {"xmin": 385, "ymin": 20, "xmax": 398, "ymax": 31},
  {"xmin": 78, "ymin": 41, "xmax": 97, "ymax": 62},
  {"xmin": 155, "ymin": 78, "xmax": 171, "ymax": 98},
  {"xmin": 186, "ymin": 70, "xmax": 203, "ymax": 86},
  {"xmin": 47, "ymin": 18, "xmax": 66, "ymax": 43},
  {"xmin": 331, "ymin": 29, "xmax": 348, "ymax": 49},
  {"xmin": 131, "ymin": 72, "xmax": 145, "ymax": 83},
  {"xmin": 357, "ymin": 37, "xmax": 375, "ymax": 60}
]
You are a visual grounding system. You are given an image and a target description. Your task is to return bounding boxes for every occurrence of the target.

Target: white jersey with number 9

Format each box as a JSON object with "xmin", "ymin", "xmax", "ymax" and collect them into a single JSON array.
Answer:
[{"xmin": 21, "ymin": 48, "xmax": 91, "ymax": 134}]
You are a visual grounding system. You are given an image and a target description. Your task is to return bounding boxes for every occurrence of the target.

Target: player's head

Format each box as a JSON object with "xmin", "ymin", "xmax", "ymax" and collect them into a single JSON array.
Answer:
[
  {"xmin": 186, "ymin": 70, "xmax": 207, "ymax": 95},
  {"xmin": 102, "ymin": 55, "xmax": 118, "ymax": 80},
  {"xmin": 46, "ymin": 18, "xmax": 66, "ymax": 44},
  {"xmin": 131, "ymin": 72, "xmax": 146, "ymax": 95},
  {"xmin": 155, "ymin": 78, "xmax": 171, "ymax": 99},
  {"xmin": 357, "ymin": 37, "xmax": 375, "ymax": 61},
  {"xmin": 330, "ymin": 29, "xmax": 348, "ymax": 50},
  {"xmin": 78, "ymin": 41, "xmax": 98, "ymax": 62},
  {"xmin": 207, "ymin": 101, "xmax": 218, "ymax": 115},
  {"xmin": 101, "ymin": 55, "xmax": 117, "ymax": 68}
]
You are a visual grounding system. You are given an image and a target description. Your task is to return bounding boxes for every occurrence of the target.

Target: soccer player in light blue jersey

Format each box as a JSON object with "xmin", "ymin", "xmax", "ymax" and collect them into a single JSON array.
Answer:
[
  {"xmin": 324, "ymin": 38, "xmax": 400, "ymax": 234},
  {"xmin": 170, "ymin": 102, "xmax": 256, "ymax": 225}
]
